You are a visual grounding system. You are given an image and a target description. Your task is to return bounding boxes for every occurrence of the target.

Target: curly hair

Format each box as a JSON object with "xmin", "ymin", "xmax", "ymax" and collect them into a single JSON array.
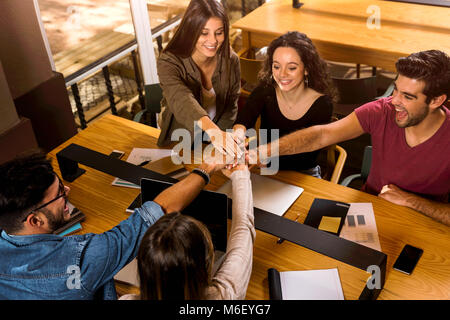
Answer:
[
  {"xmin": 258, "ymin": 31, "xmax": 335, "ymax": 99},
  {"xmin": 396, "ymin": 50, "xmax": 450, "ymax": 104}
]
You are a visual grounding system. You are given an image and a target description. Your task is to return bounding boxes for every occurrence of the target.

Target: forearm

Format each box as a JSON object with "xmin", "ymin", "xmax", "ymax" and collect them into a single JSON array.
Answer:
[
  {"xmin": 153, "ymin": 162, "xmax": 216, "ymax": 213},
  {"xmin": 211, "ymin": 168, "xmax": 254, "ymax": 299},
  {"xmin": 265, "ymin": 125, "xmax": 325, "ymax": 157},
  {"xmin": 263, "ymin": 112, "xmax": 365, "ymax": 158},
  {"xmin": 404, "ymin": 195, "xmax": 450, "ymax": 226},
  {"xmin": 199, "ymin": 115, "xmax": 219, "ymax": 132}
]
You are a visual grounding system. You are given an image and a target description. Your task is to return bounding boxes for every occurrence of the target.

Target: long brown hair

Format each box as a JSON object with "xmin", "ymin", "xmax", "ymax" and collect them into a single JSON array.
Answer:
[
  {"xmin": 259, "ymin": 31, "xmax": 335, "ymax": 99},
  {"xmin": 163, "ymin": 0, "xmax": 230, "ymax": 59},
  {"xmin": 137, "ymin": 212, "xmax": 214, "ymax": 300}
]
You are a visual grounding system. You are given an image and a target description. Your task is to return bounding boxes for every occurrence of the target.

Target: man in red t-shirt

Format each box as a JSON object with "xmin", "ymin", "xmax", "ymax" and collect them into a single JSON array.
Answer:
[{"xmin": 257, "ymin": 50, "xmax": 450, "ymax": 226}]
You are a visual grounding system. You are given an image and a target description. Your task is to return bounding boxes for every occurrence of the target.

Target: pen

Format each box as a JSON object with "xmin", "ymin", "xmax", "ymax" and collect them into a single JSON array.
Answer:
[
  {"xmin": 138, "ymin": 160, "xmax": 150, "ymax": 166},
  {"xmin": 277, "ymin": 214, "xmax": 301, "ymax": 244}
]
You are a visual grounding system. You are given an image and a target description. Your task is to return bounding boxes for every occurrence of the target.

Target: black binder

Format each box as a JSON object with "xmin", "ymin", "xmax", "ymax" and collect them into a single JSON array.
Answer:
[
  {"xmin": 268, "ymin": 268, "xmax": 283, "ymax": 300},
  {"xmin": 303, "ymin": 198, "xmax": 350, "ymax": 236}
]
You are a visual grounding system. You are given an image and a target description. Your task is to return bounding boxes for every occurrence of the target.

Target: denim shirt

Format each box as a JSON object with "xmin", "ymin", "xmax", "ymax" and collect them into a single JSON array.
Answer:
[{"xmin": 0, "ymin": 201, "xmax": 164, "ymax": 300}]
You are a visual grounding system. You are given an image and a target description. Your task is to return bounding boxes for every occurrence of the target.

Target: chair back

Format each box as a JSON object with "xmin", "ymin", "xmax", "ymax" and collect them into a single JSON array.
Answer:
[
  {"xmin": 145, "ymin": 83, "xmax": 163, "ymax": 113},
  {"xmin": 360, "ymin": 145, "xmax": 372, "ymax": 181},
  {"xmin": 322, "ymin": 144, "xmax": 347, "ymax": 184},
  {"xmin": 238, "ymin": 49, "xmax": 264, "ymax": 96},
  {"xmin": 332, "ymin": 76, "xmax": 377, "ymax": 104},
  {"xmin": 134, "ymin": 83, "xmax": 163, "ymax": 126}
]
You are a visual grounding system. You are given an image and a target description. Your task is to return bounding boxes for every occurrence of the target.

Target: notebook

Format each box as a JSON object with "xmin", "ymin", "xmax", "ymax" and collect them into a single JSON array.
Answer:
[{"xmin": 268, "ymin": 268, "xmax": 344, "ymax": 300}]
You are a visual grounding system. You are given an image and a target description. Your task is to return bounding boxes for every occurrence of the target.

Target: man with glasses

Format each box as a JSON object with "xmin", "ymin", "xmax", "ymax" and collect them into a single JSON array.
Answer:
[{"xmin": 0, "ymin": 152, "xmax": 224, "ymax": 299}]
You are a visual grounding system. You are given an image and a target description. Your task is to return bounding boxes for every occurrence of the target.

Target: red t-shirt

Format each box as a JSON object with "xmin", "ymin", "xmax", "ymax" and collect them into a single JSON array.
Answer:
[{"xmin": 354, "ymin": 97, "xmax": 450, "ymax": 202}]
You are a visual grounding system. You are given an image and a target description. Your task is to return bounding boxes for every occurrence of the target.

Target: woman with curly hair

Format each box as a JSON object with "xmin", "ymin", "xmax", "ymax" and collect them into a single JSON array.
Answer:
[{"xmin": 234, "ymin": 31, "xmax": 335, "ymax": 176}]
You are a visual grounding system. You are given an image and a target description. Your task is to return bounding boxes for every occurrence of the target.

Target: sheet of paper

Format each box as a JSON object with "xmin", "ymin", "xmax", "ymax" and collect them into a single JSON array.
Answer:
[
  {"xmin": 340, "ymin": 203, "xmax": 382, "ymax": 252},
  {"xmin": 111, "ymin": 148, "xmax": 176, "ymax": 188},
  {"xmin": 216, "ymin": 173, "xmax": 303, "ymax": 216},
  {"xmin": 280, "ymin": 268, "xmax": 344, "ymax": 300}
]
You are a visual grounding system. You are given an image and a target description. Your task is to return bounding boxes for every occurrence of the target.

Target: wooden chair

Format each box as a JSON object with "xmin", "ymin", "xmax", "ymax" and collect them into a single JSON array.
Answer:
[
  {"xmin": 237, "ymin": 48, "xmax": 264, "ymax": 98},
  {"xmin": 322, "ymin": 144, "xmax": 347, "ymax": 184},
  {"xmin": 318, "ymin": 116, "xmax": 347, "ymax": 184}
]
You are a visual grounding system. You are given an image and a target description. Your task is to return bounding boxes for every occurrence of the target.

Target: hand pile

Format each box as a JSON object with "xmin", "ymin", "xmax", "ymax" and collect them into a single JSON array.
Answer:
[{"xmin": 205, "ymin": 128, "xmax": 268, "ymax": 170}]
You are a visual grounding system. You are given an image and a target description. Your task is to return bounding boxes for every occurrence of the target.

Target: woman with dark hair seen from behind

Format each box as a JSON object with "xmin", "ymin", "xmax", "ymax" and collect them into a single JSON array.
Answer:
[
  {"xmin": 234, "ymin": 31, "xmax": 335, "ymax": 177},
  {"xmin": 120, "ymin": 164, "xmax": 254, "ymax": 300},
  {"xmin": 157, "ymin": 0, "xmax": 243, "ymax": 159}
]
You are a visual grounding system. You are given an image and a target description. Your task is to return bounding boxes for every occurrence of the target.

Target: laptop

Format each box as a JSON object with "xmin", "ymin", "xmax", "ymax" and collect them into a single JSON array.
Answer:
[
  {"xmin": 216, "ymin": 173, "xmax": 304, "ymax": 217},
  {"xmin": 140, "ymin": 177, "xmax": 229, "ymax": 252},
  {"xmin": 114, "ymin": 178, "xmax": 229, "ymax": 287}
]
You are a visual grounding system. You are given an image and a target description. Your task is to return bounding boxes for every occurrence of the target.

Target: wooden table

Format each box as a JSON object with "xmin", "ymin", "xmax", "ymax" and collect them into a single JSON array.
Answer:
[
  {"xmin": 232, "ymin": 0, "xmax": 450, "ymax": 72},
  {"xmin": 48, "ymin": 115, "xmax": 450, "ymax": 299}
]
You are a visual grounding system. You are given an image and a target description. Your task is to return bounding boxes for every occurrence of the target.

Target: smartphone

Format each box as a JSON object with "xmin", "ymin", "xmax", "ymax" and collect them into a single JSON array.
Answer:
[
  {"xmin": 393, "ymin": 244, "xmax": 423, "ymax": 275},
  {"xmin": 109, "ymin": 150, "xmax": 125, "ymax": 160}
]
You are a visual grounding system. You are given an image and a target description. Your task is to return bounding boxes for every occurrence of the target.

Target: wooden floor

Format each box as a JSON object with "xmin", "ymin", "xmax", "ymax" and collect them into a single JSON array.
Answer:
[{"xmin": 54, "ymin": 31, "xmax": 135, "ymax": 79}]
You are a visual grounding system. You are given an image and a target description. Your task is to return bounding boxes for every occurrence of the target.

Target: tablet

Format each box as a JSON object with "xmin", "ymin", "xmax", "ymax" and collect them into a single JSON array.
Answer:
[{"xmin": 140, "ymin": 178, "xmax": 229, "ymax": 252}]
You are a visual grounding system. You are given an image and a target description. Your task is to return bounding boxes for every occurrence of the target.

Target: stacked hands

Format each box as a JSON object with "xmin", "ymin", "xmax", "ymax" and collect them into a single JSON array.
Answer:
[{"xmin": 205, "ymin": 128, "xmax": 269, "ymax": 170}]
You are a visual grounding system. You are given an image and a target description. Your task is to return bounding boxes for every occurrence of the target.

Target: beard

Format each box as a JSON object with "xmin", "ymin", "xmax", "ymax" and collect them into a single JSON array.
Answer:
[
  {"xmin": 41, "ymin": 203, "xmax": 68, "ymax": 233},
  {"xmin": 395, "ymin": 104, "xmax": 429, "ymax": 128}
]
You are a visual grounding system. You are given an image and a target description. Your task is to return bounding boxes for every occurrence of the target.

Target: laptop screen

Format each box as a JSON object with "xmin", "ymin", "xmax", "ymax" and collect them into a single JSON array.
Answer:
[{"xmin": 140, "ymin": 178, "xmax": 228, "ymax": 252}]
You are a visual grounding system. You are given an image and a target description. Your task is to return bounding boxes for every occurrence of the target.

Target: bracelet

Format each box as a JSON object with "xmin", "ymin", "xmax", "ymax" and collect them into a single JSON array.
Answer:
[{"xmin": 192, "ymin": 168, "xmax": 210, "ymax": 185}]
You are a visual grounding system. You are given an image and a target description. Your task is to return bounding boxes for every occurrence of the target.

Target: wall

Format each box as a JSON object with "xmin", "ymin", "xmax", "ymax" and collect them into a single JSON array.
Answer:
[
  {"xmin": 0, "ymin": 62, "xmax": 19, "ymax": 133},
  {"xmin": 0, "ymin": 0, "xmax": 76, "ymax": 156},
  {"xmin": 0, "ymin": 0, "xmax": 53, "ymax": 99}
]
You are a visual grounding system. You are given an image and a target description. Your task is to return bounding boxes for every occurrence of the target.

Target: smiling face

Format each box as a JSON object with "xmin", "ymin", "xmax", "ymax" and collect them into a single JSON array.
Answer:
[
  {"xmin": 391, "ymin": 75, "xmax": 431, "ymax": 128},
  {"xmin": 272, "ymin": 46, "xmax": 307, "ymax": 92},
  {"xmin": 193, "ymin": 17, "xmax": 225, "ymax": 59}
]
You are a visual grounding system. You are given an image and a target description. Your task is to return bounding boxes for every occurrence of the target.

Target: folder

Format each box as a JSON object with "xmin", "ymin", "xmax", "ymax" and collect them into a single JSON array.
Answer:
[{"xmin": 303, "ymin": 198, "xmax": 350, "ymax": 236}]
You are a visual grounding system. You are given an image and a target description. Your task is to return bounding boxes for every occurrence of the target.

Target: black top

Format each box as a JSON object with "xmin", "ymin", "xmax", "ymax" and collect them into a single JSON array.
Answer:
[{"xmin": 235, "ymin": 85, "xmax": 333, "ymax": 171}]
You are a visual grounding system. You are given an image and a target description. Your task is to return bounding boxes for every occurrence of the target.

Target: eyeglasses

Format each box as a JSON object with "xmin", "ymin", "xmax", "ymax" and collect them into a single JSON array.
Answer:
[{"xmin": 22, "ymin": 175, "xmax": 67, "ymax": 222}]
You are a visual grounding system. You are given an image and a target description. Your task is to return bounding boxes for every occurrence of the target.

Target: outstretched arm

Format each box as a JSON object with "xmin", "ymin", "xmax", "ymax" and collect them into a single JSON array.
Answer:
[
  {"xmin": 379, "ymin": 184, "xmax": 450, "ymax": 226},
  {"xmin": 153, "ymin": 162, "xmax": 221, "ymax": 214},
  {"xmin": 263, "ymin": 112, "xmax": 365, "ymax": 158}
]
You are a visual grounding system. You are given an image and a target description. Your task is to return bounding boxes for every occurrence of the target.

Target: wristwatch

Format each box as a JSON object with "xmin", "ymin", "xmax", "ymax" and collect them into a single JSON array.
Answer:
[{"xmin": 192, "ymin": 167, "xmax": 210, "ymax": 185}]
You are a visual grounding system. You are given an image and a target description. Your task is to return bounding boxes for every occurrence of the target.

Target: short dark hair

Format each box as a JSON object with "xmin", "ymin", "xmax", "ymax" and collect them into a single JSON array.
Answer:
[
  {"xmin": 396, "ymin": 50, "xmax": 450, "ymax": 103},
  {"xmin": 258, "ymin": 31, "xmax": 335, "ymax": 99},
  {"xmin": 0, "ymin": 152, "xmax": 55, "ymax": 233},
  {"xmin": 137, "ymin": 212, "xmax": 214, "ymax": 300},
  {"xmin": 163, "ymin": 0, "xmax": 230, "ymax": 59}
]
